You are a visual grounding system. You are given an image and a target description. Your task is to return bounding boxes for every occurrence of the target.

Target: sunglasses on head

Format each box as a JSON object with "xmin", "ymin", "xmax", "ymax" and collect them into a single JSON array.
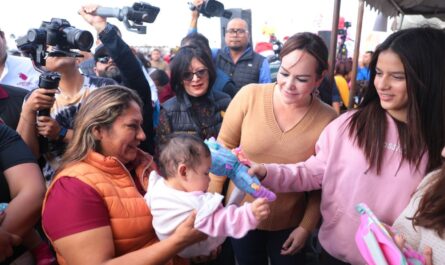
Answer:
[
  {"xmin": 182, "ymin": 68, "xmax": 209, "ymax": 81},
  {"xmin": 97, "ymin": 56, "xmax": 112, "ymax": 64}
]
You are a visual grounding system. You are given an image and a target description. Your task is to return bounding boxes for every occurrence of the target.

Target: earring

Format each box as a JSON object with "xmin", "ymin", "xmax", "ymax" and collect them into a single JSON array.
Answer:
[{"xmin": 312, "ymin": 88, "xmax": 320, "ymax": 97}]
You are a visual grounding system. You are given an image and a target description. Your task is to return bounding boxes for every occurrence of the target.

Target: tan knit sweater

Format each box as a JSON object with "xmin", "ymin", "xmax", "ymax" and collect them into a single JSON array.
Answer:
[{"xmin": 209, "ymin": 83, "xmax": 337, "ymax": 231}]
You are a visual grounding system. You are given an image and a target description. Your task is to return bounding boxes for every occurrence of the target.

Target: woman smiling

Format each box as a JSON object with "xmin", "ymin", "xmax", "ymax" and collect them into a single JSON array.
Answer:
[{"xmin": 155, "ymin": 46, "xmax": 231, "ymax": 147}]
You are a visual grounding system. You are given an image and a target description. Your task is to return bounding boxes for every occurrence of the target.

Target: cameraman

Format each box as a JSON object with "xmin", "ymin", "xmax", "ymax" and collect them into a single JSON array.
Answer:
[
  {"xmin": 79, "ymin": 4, "xmax": 156, "ymax": 150},
  {"xmin": 189, "ymin": 0, "xmax": 270, "ymax": 96},
  {"xmin": 16, "ymin": 23, "xmax": 117, "ymax": 183}
]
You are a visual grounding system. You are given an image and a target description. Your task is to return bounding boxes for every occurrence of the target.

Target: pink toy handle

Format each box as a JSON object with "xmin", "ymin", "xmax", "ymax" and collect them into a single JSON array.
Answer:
[
  {"xmin": 355, "ymin": 203, "xmax": 425, "ymax": 265},
  {"xmin": 232, "ymin": 147, "xmax": 252, "ymax": 167}
]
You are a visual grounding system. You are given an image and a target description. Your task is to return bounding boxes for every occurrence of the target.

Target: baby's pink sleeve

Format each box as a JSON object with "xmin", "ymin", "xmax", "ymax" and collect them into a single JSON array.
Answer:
[{"xmin": 195, "ymin": 203, "xmax": 258, "ymax": 238}]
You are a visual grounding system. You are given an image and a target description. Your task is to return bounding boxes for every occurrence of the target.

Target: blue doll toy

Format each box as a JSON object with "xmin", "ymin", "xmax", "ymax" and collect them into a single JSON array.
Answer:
[{"xmin": 204, "ymin": 137, "xmax": 276, "ymax": 203}]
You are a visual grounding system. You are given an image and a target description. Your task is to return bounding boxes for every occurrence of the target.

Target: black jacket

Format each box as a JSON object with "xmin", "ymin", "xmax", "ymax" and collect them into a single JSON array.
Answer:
[
  {"xmin": 156, "ymin": 90, "xmax": 230, "ymax": 147},
  {"xmin": 99, "ymin": 23, "xmax": 155, "ymax": 154},
  {"xmin": 215, "ymin": 46, "xmax": 265, "ymax": 93}
]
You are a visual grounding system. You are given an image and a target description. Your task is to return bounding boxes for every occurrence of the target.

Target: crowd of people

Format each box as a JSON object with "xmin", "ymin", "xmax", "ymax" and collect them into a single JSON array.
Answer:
[{"xmin": 0, "ymin": 2, "xmax": 445, "ymax": 265}]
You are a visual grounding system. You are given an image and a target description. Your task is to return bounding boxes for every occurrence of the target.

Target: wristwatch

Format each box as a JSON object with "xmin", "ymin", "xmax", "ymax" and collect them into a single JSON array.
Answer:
[{"xmin": 58, "ymin": 126, "xmax": 68, "ymax": 141}]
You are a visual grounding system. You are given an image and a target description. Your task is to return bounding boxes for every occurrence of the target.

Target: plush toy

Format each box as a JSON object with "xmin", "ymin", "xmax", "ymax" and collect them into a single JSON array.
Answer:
[
  {"xmin": 204, "ymin": 137, "xmax": 276, "ymax": 202},
  {"xmin": 355, "ymin": 203, "xmax": 425, "ymax": 265}
]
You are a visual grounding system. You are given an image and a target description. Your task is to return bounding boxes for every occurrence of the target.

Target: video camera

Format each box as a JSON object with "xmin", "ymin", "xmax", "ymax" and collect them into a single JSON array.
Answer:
[
  {"xmin": 15, "ymin": 18, "xmax": 92, "ymax": 122},
  {"xmin": 188, "ymin": 0, "xmax": 232, "ymax": 19},
  {"xmin": 338, "ymin": 21, "xmax": 351, "ymax": 41},
  {"xmin": 96, "ymin": 2, "xmax": 160, "ymax": 34},
  {"xmin": 16, "ymin": 18, "xmax": 94, "ymax": 65},
  {"xmin": 337, "ymin": 21, "xmax": 351, "ymax": 60}
]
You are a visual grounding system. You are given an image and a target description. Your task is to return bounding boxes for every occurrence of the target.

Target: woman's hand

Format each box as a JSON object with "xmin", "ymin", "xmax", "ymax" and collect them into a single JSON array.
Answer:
[
  {"xmin": 394, "ymin": 234, "xmax": 433, "ymax": 265},
  {"xmin": 172, "ymin": 211, "xmax": 207, "ymax": 248},
  {"xmin": 247, "ymin": 164, "xmax": 267, "ymax": 181},
  {"xmin": 423, "ymin": 247, "xmax": 433, "ymax": 265},
  {"xmin": 280, "ymin": 226, "xmax": 309, "ymax": 255}
]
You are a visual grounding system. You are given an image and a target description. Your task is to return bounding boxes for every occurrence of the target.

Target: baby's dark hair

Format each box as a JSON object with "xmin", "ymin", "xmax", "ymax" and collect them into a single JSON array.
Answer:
[
  {"xmin": 158, "ymin": 134, "xmax": 211, "ymax": 178},
  {"xmin": 150, "ymin": 69, "xmax": 169, "ymax": 86}
]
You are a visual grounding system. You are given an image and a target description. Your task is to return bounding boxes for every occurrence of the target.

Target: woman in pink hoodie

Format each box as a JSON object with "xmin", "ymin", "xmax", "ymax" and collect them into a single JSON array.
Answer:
[{"xmin": 249, "ymin": 27, "xmax": 445, "ymax": 264}]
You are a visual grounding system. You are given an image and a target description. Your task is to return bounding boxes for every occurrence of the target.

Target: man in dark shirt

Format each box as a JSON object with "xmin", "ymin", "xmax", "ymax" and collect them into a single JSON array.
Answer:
[{"xmin": 0, "ymin": 84, "xmax": 28, "ymax": 129}]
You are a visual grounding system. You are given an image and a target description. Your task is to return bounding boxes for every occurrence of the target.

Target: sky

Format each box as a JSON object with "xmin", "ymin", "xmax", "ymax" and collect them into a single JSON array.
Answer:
[{"xmin": 0, "ymin": 0, "xmax": 386, "ymax": 52}]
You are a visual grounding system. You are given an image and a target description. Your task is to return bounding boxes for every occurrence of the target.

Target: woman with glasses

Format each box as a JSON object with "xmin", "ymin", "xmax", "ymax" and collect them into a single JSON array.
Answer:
[{"xmin": 155, "ymin": 46, "xmax": 230, "ymax": 148}]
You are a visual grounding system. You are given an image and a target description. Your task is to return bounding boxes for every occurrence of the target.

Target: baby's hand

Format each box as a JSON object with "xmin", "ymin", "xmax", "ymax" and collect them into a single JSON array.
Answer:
[{"xmin": 251, "ymin": 198, "xmax": 270, "ymax": 222}]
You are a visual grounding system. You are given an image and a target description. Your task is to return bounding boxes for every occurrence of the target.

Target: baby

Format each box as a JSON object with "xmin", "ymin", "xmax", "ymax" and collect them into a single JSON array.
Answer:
[{"xmin": 145, "ymin": 134, "xmax": 270, "ymax": 258}]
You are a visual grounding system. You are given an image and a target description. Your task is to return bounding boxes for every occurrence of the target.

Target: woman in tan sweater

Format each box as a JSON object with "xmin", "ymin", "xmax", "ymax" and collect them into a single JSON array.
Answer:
[{"xmin": 209, "ymin": 32, "xmax": 337, "ymax": 265}]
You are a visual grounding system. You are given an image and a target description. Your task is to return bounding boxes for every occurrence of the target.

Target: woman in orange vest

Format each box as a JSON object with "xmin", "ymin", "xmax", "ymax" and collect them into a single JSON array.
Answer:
[{"xmin": 41, "ymin": 85, "xmax": 206, "ymax": 265}]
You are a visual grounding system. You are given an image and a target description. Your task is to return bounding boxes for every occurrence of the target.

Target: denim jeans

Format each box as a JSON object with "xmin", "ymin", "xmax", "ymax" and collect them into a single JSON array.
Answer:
[{"xmin": 191, "ymin": 239, "xmax": 235, "ymax": 265}]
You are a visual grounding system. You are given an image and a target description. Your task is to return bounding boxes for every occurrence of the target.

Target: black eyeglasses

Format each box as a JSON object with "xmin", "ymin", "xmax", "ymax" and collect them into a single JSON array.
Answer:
[
  {"xmin": 96, "ymin": 56, "xmax": 112, "ymax": 64},
  {"xmin": 226, "ymin": 29, "xmax": 247, "ymax": 35},
  {"xmin": 182, "ymin": 69, "xmax": 209, "ymax": 81}
]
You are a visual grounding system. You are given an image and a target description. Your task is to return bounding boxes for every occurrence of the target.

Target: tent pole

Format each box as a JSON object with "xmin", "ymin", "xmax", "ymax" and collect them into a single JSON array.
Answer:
[
  {"xmin": 399, "ymin": 14, "xmax": 405, "ymax": 30},
  {"xmin": 348, "ymin": 0, "xmax": 365, "ymax": 109},
  {"xmin": 328, "ymin": 0, "xmax": 341, "ymax": 97}
]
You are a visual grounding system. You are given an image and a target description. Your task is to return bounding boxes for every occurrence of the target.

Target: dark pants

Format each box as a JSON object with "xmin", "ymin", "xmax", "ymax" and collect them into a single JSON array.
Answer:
[
  {"xmin": 231, "ymin": 228, "xmax": 306, "ymax": 265},
  {"xmin": 319, "ymin": 247, "xmax": 350, "ymax": 265},
  {"xmin": 191, "ymin": 239, "xmax": 235, "ymax": 265}
]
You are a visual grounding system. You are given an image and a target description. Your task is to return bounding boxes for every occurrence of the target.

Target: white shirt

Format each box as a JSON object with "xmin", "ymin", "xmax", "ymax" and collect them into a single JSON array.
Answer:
[
  {"xmin": 0, "ymin": 55, "xmax": 40, "ymax": 90},
  {"xmin": 145, "ymin": 171, "xmax": 225, "ymax": 258}
]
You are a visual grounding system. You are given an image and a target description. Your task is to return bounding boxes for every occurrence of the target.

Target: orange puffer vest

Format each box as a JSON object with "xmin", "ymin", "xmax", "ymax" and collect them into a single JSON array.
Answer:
[{"xmin": 43, "ymin": 150, "xmax": 163, "ymax": 265}]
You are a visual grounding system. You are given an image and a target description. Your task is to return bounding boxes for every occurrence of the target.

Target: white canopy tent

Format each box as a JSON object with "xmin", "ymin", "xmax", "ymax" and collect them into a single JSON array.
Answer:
[{"xmin": 364, "ymin": 0, "xmax": 445, "ymax": 20}]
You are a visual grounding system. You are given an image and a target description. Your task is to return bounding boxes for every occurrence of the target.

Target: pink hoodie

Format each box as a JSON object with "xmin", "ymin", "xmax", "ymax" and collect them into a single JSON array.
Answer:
[{"xmin": 263, "ymin": 112, "xmax": 428, "ymax": 264}]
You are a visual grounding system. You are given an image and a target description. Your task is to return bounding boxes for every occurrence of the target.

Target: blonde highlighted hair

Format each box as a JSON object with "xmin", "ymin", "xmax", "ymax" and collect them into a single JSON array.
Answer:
[{"xmin": 59, "ymin": 85, "xmax": 142, "ymax": 171}]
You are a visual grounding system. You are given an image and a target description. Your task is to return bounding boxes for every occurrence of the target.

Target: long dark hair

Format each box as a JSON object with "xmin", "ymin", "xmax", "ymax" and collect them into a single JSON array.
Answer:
[
  {"xmin": 169, "ymin": 46, "xmax": 216, "ymax": 101},
  {"xmin": 181, "ymin": 33, "xmax": 212, "ymax": 56},
  {"xmin": 412, "ymin": 163, "xmax": 445, "ymax": 237},
  {"xmin": 348, "ymin": 27, "xmax": 445, "ymax": 173}
]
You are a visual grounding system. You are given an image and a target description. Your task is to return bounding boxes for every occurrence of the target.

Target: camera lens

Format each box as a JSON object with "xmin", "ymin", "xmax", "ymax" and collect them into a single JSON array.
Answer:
[
  {"xmin": 65, "ymin": 28, "xmax": 93, "ymax": 51},
  {"xmin": 27, "ymin": 29, "xmax": 46, "ymax": 44},
  {"xmin": 75, "ymin": 30, "xmax": 93, "ymax": 51}
]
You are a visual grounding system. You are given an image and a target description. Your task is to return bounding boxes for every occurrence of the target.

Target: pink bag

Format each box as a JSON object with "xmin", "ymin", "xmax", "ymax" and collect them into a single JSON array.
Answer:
[{"xmin": 355, "ymin": 203, "xmax": 425, "ymax": 265}]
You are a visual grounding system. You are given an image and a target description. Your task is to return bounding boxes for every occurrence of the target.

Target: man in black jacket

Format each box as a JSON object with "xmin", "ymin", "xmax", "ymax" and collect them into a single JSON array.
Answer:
[{"xmin": 79, "ymin": 5, "xmax": 155, "ymax": 154}]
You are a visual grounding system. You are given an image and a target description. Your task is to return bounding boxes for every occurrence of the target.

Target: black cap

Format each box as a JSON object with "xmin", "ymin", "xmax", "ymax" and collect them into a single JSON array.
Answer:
[{"xmin": 94, "ymin": 44, "xmax": 109, "ymax": 61}]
